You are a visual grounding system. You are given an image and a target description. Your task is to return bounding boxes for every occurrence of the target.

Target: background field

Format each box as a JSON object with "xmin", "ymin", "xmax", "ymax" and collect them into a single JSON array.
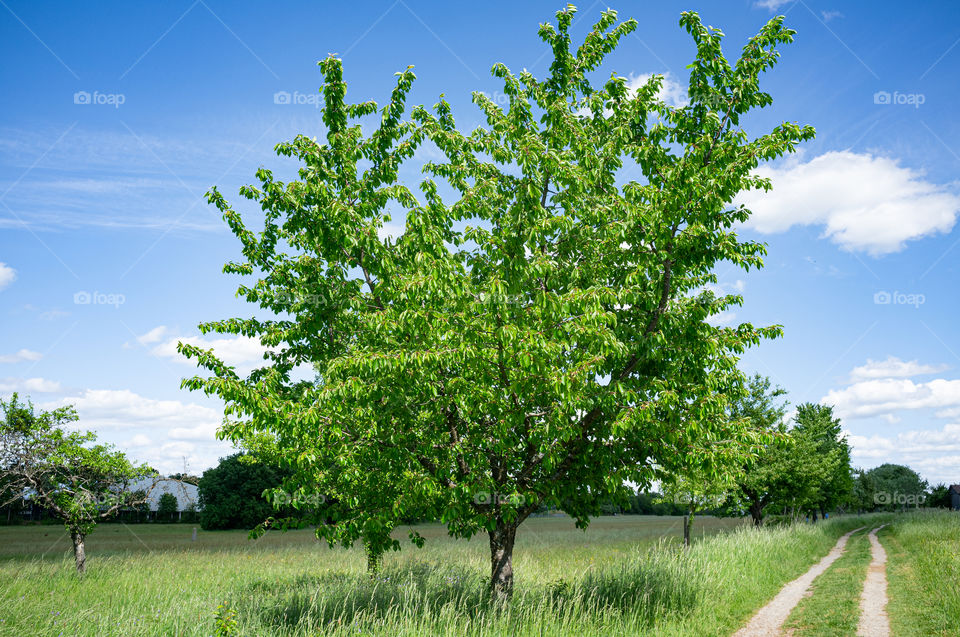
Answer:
[{"xmin": 0, "ymin": 513, "xmax": 902, "ymax": 637}]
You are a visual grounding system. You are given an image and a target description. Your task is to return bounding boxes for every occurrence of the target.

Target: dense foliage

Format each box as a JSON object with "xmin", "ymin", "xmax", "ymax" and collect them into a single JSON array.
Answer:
[
  {"xmin": 198, "ymin": 453, "xmax": 290, "ymax": 530},
  {"xmin": 182, "ymin": 5, "xmax": 814, "ymax": 596}
]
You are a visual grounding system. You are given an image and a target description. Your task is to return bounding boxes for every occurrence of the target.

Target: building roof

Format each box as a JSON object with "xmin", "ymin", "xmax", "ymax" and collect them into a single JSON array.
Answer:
[
  {"xmin": 949, "ymin": 484, "xmax": 960, "ymax": 495},
  {"xmin": 128, "ymin": 477, "xmax": 200, "ymax": 512}
]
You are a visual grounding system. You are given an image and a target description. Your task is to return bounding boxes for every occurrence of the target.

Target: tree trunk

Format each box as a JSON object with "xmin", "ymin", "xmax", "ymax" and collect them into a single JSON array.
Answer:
[
  {"xmin": 71, "ymin": 529, "xmax": 86, "ymax": 574},
  {"xmin": 683, "ymin": 508, "xmax": 693, "ymax": 548},
  {"xmin": 488, "ymin": 522, "xmax": 517, "ymax": 600},
  {"xmin": 364, "ymin": 540, "xmax": 383, "ymax": 577},
  {"xmin": 749, "ymin": 501, "xmax": 764, "ymax": 527}
]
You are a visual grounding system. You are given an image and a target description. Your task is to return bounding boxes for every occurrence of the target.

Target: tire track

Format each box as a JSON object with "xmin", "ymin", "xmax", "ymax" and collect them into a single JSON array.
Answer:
[
  {"xmin": 856, "ymin": 524, "xmax": 890, "ymax": 637},
  {"xmin": 733, "ymin": 526, "xmax": 867, "ymax": 637}
]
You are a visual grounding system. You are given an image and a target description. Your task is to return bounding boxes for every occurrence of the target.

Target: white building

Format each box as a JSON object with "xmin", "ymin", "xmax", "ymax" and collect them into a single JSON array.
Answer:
[{"xmin": 128, "ymin": 477, "xmax": 200, "ymax": 514}]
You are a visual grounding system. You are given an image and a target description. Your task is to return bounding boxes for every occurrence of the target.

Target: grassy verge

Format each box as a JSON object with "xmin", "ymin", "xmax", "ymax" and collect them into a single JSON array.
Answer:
[
  {"xmin": 884, "ymin": 510, "xmax": 960, "ymax": 637},
  {"xmin": 781, "ymin": 526, "xmax": 873, "ymax": 636},
  {"xmin": 0, "ymin": 514, "xmax": 886, "ymax": 636}
]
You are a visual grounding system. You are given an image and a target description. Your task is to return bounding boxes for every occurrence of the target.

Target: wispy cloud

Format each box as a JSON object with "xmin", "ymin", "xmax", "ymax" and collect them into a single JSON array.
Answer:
[
  {"xmin": 850, "ymin": 356, "xmax": 948, "ymax": 382},
  {"xmin": 755, "ymin": 0, "xmax": 794, "ymax": 11},
  {"xmin": 0, "ymin": 377, "xmax": 62, "ymax": 393},
  {"xmin": 0, "ymin": 349, "xmax": 42, "ymax": 363}
]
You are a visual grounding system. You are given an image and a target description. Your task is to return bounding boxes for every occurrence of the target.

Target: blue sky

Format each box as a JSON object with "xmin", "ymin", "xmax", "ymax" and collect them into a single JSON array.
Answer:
[{"xmin": 2, "ymin": 0, "xmax": 959, "ymax": 485}]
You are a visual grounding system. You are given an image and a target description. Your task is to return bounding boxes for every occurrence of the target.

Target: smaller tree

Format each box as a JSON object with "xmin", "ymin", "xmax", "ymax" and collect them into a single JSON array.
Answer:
[
  {"xmin": 130, "ymin": 488, "xmax": 150, "ymax": 523},
  {"xmin": 866, "ymin": 463, "xmax": 927, "ymax": 511},
  {"xmin": 850, "ymin": 468, "xmax": 875, "ymax": 514},
  {"xmin": 659, "ymin": 467, "xmax": 731, "ymax": 547},
  {"xmin": 157, "ymin": 492, "xmax": 179, "ymax": 523},
  {"xmin": 167, "ymin": 473, "xmax": 200, "ymax": 486},
  {"xmin": 927, "ymin": 484, "xmax": 951, "ymax": 509},
  {"xmin": 728, "ymin": 374, "xmax": 791, "ymax": 526},
  {"xmin": 0, "ymin": 394, "xmax": 152, "ymax": 573}
]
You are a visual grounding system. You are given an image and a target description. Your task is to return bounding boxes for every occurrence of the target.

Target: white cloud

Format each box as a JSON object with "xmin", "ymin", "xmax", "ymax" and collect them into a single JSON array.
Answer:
[
  {"xmin": 377, "ymin": 220, "xmax": 406, "ymax": 242},
  {"xmin": 137, "ymin": 325, "xmax": 169, "ymax": 345},
  {"xmin": 124, "ymin": 434, "xmax": 153, "ymax": 448},
  {"xmin": 706, "ymin": 311, "xmax": 737, "ymax": 326},
  {"xmin": 0, "ymin": 377, "xmax": 62, "ymax": 393},
  {"xmin": 147, "ymin": 330, "xmax": 271, "ymax": 368},
  {"xmin": 935, "ymin": 406, "xmax": 960, "ymax": 419},
  {"xmin": 847, "ymin": 424, "xmax": 960, "ymax": 484},
  {"xmin": 755, "ymin": 0, "xmax": 794, "ymax": 10},
  {"xmin": 739, "ymin": 151, "xmax": 960, "ymax": 255},
  {"xmin": 43, "ymin": 389, "xmax": 221, "ymax": 434},
  {"xmin": 821, "ymin": 10, "xmax": 843, "ymax": 22},
  {"xmin": 626, "ymin": 72, "xmax": 688, "ymax": 107},
  {"xmin": 0, "ymin": 349, "xmax": 42, "ymax": 363},
  {"xmin": 705, "ymin": 279, "xmax": 746, "ymax": 296},
  {"xmin": 40, "ymin": 388, "xmax": 234, "ymax": 474},
  {"xmin": 0, "ymin": 262, "xmax": 15, "ymax": 290},
  {"xmin": 824, "ymin": 377, "xmax": 960, "ymax": 420},
  {"xmin": 169, "ymin": 421, "xmax": 222, "ymax": 441},
  {"xmin": 849, "ymin": 356, "xmax": 948, "ymax": 382}
]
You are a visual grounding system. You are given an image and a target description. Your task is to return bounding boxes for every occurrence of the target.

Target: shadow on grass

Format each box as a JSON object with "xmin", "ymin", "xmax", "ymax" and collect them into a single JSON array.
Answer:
[{"xmin": 238, "ymin": 552, "xmax": 702, "ymax": 632}]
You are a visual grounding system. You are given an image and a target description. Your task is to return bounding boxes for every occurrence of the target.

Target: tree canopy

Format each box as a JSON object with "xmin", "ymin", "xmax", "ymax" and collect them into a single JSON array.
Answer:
[{"xmin": 181, "ymin": 5, "xmax": 814, "ymax": 597}]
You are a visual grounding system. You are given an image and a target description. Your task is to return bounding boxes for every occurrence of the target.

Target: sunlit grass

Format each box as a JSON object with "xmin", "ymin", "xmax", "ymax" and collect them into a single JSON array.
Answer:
[
  {"xmin": 885, "ymin": 510, "xmax": 960, "ymax": 637},
  {"xmin": 0, "ymin": 514, "xmax": 888, "ymax": 636}
]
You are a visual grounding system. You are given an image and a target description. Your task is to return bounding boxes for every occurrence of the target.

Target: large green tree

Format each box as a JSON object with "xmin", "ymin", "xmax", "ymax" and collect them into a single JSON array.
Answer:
[
  {"xmin": 865, "ymin": 463, "xmax": 928, "ymax": 511},
  {"xmin": 198, "ymin": 453, "xmax": 289, "ymax": 530},
  {"xmin": 182, "ymin": 6, "xmax": 813, "ymax": 597},
  {"xmin": 0, "ymin": 394, "xmax": 152, "ymax": 573}
]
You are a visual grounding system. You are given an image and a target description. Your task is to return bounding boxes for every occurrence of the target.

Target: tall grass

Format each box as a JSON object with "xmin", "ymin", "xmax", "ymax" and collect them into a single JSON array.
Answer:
[
  {"xmin": 0, "ymin": 514, "xmax": 887, "ymax": 636},
  {"xmin": 884, "ymin": 510, "xmax": 960, "ymax": 637}
]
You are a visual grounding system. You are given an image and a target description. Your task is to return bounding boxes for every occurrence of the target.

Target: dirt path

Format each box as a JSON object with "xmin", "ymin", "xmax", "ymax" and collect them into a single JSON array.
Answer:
[
  {"xmin": 733, "ymin": 526, "xmax": 866, "ymax": 637},
  {"xmin": 856, "ymin": 525, "xmax": 890, "ymax": 637}
]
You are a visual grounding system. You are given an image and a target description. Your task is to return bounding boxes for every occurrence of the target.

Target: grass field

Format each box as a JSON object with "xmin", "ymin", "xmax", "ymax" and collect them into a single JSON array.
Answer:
[
  {"xmin": 0, "ymin": 513, "xmax": 898, "ymax": 636},
  {"xmin": 884, "ymin": 510, "xmax": 960, "ymax": 637}
]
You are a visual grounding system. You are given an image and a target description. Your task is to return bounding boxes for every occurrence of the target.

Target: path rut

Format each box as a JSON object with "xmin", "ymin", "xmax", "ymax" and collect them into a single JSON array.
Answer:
[
  {"xmin": 732, "ymin": 526, "xmax": 866, "ymax": 637},
  {"xmin": 856, "ymin": 524, "xmax": 890, "ymax": 637}
]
